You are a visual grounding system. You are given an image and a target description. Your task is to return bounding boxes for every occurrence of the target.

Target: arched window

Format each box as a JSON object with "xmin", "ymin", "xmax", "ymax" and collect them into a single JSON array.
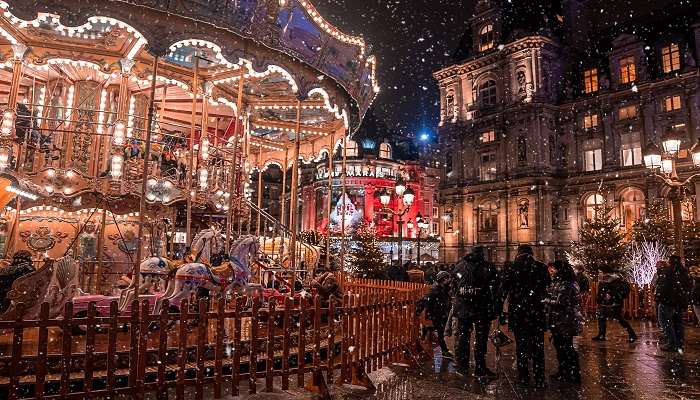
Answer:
[
  {"xmin": 479, "ymin": 24, "xmax": 494, "ymax": 51},
  {"xmin": 479, "ymin": 80, "xmax": 497, "ymax": 108},
  {"xmin": 379, "ymin": 142, "xmax": 392, "ymax": 159},
  {"xmin": 585, "ymin": 193, "xmax": 605, "ymax": 220},
  {"xmin": 344, "ymin": 139, "xmax": 358, "ymax": 157},
  {"xmin": 479, "ymin": 201, "xmax": 498, "ymax": 231},
  {"xmin": 620, "ymin": 188, "xmax": 645, "ymax": 230}
]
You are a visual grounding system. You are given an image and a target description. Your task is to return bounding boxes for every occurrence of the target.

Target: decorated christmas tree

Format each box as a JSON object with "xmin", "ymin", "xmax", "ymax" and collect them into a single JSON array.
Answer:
[
  {"xmin": 348, "ymin": 220, "xmax": 387, "ymax": 279},
  {"xmin": 569, "ymin": 204, "xmax": 627, "ymax": 275},
  {"xmin": 632, "ymin": 201, "xmax": 673, "ymax": 247}
]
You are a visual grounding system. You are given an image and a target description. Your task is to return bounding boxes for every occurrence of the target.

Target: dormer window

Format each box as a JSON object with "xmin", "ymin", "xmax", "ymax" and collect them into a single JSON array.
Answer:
[
  {"xmin": 479, "ymin": 24, "xmax": 494, "ymax": 51},
  {"xmin": 661, "ymin": 43, "xmax": 681, "ymax": 73},
  {"xmin": 619, "ymin": 56, "xmax": 636, "ymax": 84},
  {"xmin": 379, "ymin": 142, "xmax": 392, "ymax": 159},
  {"xmin": 584, "ymin": 68, "xmax": 598, "ymax": 94},
  {"xmin": 479, "ymin": 80, "xmax": 497, "ymax": 108},
  {"xmin": 345, "ymin": 139, "xmax": 358, "ymax": 157}
]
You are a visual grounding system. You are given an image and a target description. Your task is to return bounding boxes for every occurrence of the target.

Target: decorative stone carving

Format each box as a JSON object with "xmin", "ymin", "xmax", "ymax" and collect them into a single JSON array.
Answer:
[{"xmin": 518, "ymin": 198, "xmax": 529, "ymax": 227}]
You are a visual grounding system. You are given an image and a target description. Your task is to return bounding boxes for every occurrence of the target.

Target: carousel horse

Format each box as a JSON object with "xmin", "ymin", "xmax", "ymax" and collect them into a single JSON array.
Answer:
[
  {"xmin": 0, "ymin": 255, "xmax": 79, "ymax": 320},
  {"xmin": 117, "ymin": 256, "xmax": 172, "ymax": 312},
  {"xmin": 154, "ymin": 235, "xmax": 261, "ymax": 314}
]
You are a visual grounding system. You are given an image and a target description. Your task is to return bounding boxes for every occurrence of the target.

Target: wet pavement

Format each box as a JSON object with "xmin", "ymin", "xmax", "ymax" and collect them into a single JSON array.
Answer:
[
  {"xmin": 331, "ymin": 319, "xmax": 700, "ymax": 400},
  {"xmin": 215, "ymin": 319, "xmax": 700, "ymax": 399}
]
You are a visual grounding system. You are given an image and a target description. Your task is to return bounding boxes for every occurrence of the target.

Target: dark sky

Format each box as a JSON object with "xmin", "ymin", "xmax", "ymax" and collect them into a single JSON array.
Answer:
[
  {"xmin": 313, "ymin": 0, "xmax": 475, "ymax": 136},
  {"xmin": 313, "ymin": 0, "xmax": 688, "ymax": 136}
]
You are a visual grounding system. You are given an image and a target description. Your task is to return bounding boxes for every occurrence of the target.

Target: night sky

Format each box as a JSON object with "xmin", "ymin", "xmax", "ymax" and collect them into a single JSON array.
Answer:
[{"xmin": 313, "ymin": 0, "xmax": 689, "ymax": 136}]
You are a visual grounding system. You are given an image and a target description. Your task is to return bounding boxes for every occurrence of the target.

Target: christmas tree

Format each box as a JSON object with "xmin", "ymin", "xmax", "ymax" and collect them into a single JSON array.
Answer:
[
  {"xmin": 569, "ymin": 204, "xmax": 627, "ymax": 275},
  {"xmin": 632, "ymin": 201, "xmax": 673, "ymax": 247},
  {"xmin": 683, "ymin": 221, "xmax": 700, "ymax": 267},
  {"xmin": 348, "ymin": 220, "xmax": 387, "ymax": 279}
]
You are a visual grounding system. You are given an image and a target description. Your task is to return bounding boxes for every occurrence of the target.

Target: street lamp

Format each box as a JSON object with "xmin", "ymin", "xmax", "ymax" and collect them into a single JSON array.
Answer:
[
  {"xmin": 378, "ymin": 177, "xmax": 415, "ymax": 268},
  {"xmin": 643, "ymin": 134, "xmax": 700, "ymax": 258},
  {"xmin": 414, "ymin": 212, "xmax": 429, "ymax": 267}
]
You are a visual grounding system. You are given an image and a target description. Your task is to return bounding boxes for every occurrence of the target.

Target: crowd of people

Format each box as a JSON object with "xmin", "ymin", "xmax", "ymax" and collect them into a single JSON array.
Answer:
[{"xmin": 412, "ymin": 245, "xmax": 699, "ymax": 388}]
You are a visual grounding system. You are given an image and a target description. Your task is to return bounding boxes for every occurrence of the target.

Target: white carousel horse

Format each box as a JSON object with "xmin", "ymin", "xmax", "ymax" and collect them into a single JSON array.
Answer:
[
  {"xmin": 190, "ymin": 225, "xmax": 225, "ymax": 265},
  {"xmin": 153, "ymin": 235, "xmax": 261, "ymax": 314},
  {"xmin": 117, "ymin": 256, "xmax": 172, "ymax": 312},
  {"xmin": 0, "ymin": 256, "xmax": 79, "ymax": 320}
]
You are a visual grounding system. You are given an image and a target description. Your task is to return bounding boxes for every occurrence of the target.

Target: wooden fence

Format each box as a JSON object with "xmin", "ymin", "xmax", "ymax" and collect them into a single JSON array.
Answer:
[{"xmin": 0, "ymin": 280, "xmax": 429, "ymax": 400}]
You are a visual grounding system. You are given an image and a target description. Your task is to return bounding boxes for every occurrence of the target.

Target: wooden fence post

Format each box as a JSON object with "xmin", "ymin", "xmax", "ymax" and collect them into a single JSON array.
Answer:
[
  {"xmin": 157, "ymin": 299, "xmax": 170, "ymax": 400},
  {"xmin": 282, "ymin": 296, "xmax": 292, "ymax": 390},
  {"xmin": 35, "ymin": 303, "xmax": 50, "ymax": 399},
  {"xmin": 60, "ymin": 302, "xmax": 73, "ymax": 397}
]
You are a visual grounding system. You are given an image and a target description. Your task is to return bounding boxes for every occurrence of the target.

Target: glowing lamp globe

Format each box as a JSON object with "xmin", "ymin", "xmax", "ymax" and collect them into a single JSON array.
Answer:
[
  {"xmin": 406, "ymin": 219, "xmax": 414, "ymax": 230},
  {"xmin": 661, "ymin": 129, "xmax": 683, "ymax": 156},
  {"xmin": 379, "ymin": 189, "xmax": 390, "ymax": 206},
  {"xmin": 691, "ymin": 138, "xmax": 700, "ymax": 167},
  {"xmin": 643, "ymin": 142, "xmax": 662, "ymax": 169},
  {"xmin": 402, "ymin": 187, "xmax": 415, "ymax": 206},
  {"xmin": 394, "ymin": 176, "xmax": 406, "ymax": 196}
]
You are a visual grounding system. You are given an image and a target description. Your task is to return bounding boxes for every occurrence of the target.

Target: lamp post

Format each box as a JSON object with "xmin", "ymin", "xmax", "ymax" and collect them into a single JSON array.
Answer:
[
  {"xmin": 411, "ymin": 213, "xmax": 430, "ymax": 267},
  {"xmin": 643, "ymin": 130, "xmax": 700, "ymax": 259},
  {"xmin": 379, "ymin": 176, "xmax": 414, "ymax": 268}
]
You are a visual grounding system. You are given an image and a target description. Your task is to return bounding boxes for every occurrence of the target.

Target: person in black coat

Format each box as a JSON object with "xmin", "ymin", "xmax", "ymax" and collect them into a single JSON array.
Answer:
[
  {"xmin": 416, "ymin": 270, "xmax": 453, "ymax": 358},
  {"xmin": 451, "ymin": 246, "xmax": 499, "ymax": 378},
  {"xmin": 690, "ymin": 266, "xmax": 700, "ymax": 326},
  {"xmin": 593, "ymin": 268, "xmax": 637, "ymax": 343},
  {"xmin": 386, "ymin": 261, "xmax": 408, "ymax": 282},
  {"xmin": 655, "ymin": 255, "xmax": 692, "ymax": 351},
  {"xmin": 545, "ymin": 261, "xmax": 583, "ymax": 383},
  {"xmin": 500, "ymin": 245, "xmax": 551, "ymax": 388}
]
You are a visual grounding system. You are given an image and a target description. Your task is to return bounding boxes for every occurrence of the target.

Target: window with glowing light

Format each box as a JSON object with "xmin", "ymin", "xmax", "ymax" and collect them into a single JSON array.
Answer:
[
  {"xmin": 620, "ymin": 188, "xmax": 645, "ymax": 230},
  {"xmin": 479, "ymin": 130, "xmax": 496, "ymax": 143},
  {"xmin": 379, "ymin": 142, "xmax": 392, "ymax": 159},
  {"xmin": 584, "ymin": 68, "xmax": 598, "ymax": 94},
  {"xmin": 618, "ymin": 104, "xmax": 637, "ymax": 120},
  {"xmin": 621, "ymin": 132, "xmax": 642, "ymax": 167},
  {"xmin": 479, "ymin": 24, "xmax": 494, "ymax": 51},
  {"xmin": 585, "ymin": 193, "xmax": 605, "ymax": 220},
  {"xmin": 583, "ymin": 112, "xmax": 598, "ymax": 129},
  {"xmin": 661, "ymin": 43, "xmax": 681, "ymax": 73},
  {"xmin": 662, "ymin": 95, "xmax": 682, "ymax": 112},
  {"xmin": 619, "ymin": 56, "xmax": 636, "ymax": 84},
  {"xmin": 479, "ymin": 201, "xmax": 498, "ymax": 232},
  {"xmin": 583, "ymin": 139, "xmax": 603, "ymax": 172},
  {"xmin": 344, "ymin": 139, "xmax": 358, "ymax": 157}
]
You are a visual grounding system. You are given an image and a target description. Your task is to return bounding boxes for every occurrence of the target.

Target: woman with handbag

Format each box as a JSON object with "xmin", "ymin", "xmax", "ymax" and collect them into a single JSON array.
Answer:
[{"xmin": 545, "ymin": 261, "xmax": 583, "ymax": 383}]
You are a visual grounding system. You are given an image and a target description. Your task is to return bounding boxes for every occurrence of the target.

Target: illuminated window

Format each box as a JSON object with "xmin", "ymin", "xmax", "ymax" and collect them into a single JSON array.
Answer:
[
  {"xmin": 662, "ymin": 95, "xmax": 682, "ymax": 112},
  {"xmin": 661, "ymin": 43, "xmax": 681, "ymax": 73},
  {"xmin": 619, "ymin": 56, "xmax": 636, "ymax": 84},
  {"xmin": 584, "ymin": 68, "xmax": 598, "ymax": 93},
  {"xmin": 585, "ymin": 193, "xmax": 605, "ymax": 220},
  {"xmin": 618, "ymin": 104, "xmax": 637, "ymax": 120},
  {"xmin": 479, "ymin": 24, "xmax": 494, "ymax": 51},
  {"xmin": 479, "ymin": 201, "xmax": 498, "ymax": 231},
  {"xmin": 583, "ymin": 139, "xmax": 603, "ymax": 172},
  {"xmin": 620, "ymin": 188, "xmax": 645, "ymax": 230},
  {"xmin": 479, "ymin": 129, "xmax": 496, "ymax": 143},
  {"xmin": 379, "ymin": 142, "xmax": 392, "ymax": 159},
  {"xmin": 479, "ymin": 80, "xmax": 497, "ymax": 107},
  {"xmin": 583, "ymin": 112, "xmax": 598, "ymax": 129},
  {"xmin": 480, "ymin": 152, "xmax": 497, "ymax": 181},
  {"xmin": 345, "ymin": 139, "xmax": 358, "ymax": 157},
  {"xmin": 621, "ymin": 132, "xmax": 642, "ymax": 167}
]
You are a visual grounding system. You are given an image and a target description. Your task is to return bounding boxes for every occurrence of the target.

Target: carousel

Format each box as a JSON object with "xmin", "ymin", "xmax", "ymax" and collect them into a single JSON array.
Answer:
[{"xmin": 0, "ymin": 0, "xmax": 379, "ymax": 320}]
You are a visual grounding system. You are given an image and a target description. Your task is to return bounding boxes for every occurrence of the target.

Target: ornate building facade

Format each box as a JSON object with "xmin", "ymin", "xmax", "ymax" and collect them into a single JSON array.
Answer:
[{"xmin": 434, "ymin": 0, "xmax": 700, "ymax": 263}]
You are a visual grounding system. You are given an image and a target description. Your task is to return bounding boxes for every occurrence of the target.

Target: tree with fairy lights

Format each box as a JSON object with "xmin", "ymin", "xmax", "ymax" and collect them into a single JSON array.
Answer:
[
  {"xmin": 632, "ymin": 201, "xmax": 673, "ymax": 247},
  {"xmin": 569, "ymin": 204, "xmax": 627, "ymax": 275},
  {"xmin": 348, "ymin": 220, "xmax": 387, "ymax": 279}
]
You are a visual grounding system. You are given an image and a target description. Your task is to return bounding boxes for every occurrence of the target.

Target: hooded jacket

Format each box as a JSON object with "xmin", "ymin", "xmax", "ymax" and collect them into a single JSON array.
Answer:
[
  {"xmin": 451, "ymin": 251, "xmax": 499, "ymax": 320},
  {"xmin": 501, "ymin": 253, "xmax": 551, "ymax": 333}
]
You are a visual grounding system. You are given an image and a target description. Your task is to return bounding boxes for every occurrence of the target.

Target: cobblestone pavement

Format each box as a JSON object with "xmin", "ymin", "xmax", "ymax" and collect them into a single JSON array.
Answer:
[{"xmin": 201, "ymin": 320, "xmax": 700, "ymax": 399}]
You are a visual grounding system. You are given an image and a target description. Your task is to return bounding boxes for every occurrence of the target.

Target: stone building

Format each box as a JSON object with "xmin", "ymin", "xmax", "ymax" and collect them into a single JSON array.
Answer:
[{"xmin": 433, "ymin": 0, "xmax": 700, "ymax": 263}]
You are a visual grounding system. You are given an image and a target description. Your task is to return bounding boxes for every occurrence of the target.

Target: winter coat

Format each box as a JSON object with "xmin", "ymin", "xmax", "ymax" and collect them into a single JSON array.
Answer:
[
  {"xmin": 545, "ymin": 280, "xmax": 584, "ymax": 336},
  {"xmin": 451, "ymin": 253, "xmax": 500, "ymax": 320},
  {"xmin": 691, "ymin": 277, "xmax": 700, "ymax": 306},
  {"xmin": 310, "ymin": 272, "xmax": 343, "ymax": 306},
  {"xmin": 596, "ymin": 275, "xmax": 630, "ymax": 310},
  {"xmin": 0, "ymin": 260, "xmax": 35, "ymax": 314},
  {"xmin": 386, "ymin": 265, "xmax": 408, "ymax": 282},
  {"xmin": 655, "ymin": 267, "xmax": 692, "ymax": 307},
  {"xmin": 501, "ymin": 253, "xmax": 551, "ymax": 333},
  {"xmin": 416, "ymin": 283, "xmax": 451, "ymax": 325}
]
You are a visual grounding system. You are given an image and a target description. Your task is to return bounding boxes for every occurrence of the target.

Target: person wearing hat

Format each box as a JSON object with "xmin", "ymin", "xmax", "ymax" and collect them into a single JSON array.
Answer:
[
  {"xmin": 416, "ymin": 269, "xmax": 453, "ymax": 358},
  {"xmin": 500, "ymin": 244, "xmax": 550, "ymax": 388},
  {"xmin": 451, "ymin": 246, "xmax": 499, "ymax": 378}
]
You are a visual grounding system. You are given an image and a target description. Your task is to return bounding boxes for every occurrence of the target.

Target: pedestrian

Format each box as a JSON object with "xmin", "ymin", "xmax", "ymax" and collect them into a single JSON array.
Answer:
[
  {"xmin": 655, "ymin": 255, "xmax": 692, "ymax": 352},
  {"xmin": 545, "ymin": 261, "xmax": 583, "ymax": 383},
  {"xmin": 500, "ymin": 245, "xmax": 550, "ymax": 388},
  {"xmin": 451, "ymin": 246, "xmax": 499, "ymax": 378},
  {"xmin": 690, "ymin": 266, "xmax": 700, "ymax": 326},
  {"xmin": 592, "ymin": 268, "xmax": 637, "ymax": 343},
  {"xmin": 310, "ymin": 263, "xmax": 342, "ymax": 307},
  {"xmin": 416, "ymin": 270, "xmax": 453, "ymax": 358},
  {"xmin": 386, "ymin": 261, "xmax": 408, "ymax": 282}
]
